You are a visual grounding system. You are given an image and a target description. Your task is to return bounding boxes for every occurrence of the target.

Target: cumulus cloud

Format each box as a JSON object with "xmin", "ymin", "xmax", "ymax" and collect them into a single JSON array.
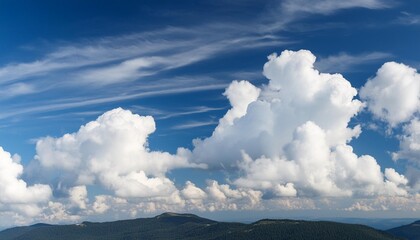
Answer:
[
  {"xmin": 69, "ymin": 185, "xmax": 88, "ymax": 210},
  {"xmin": 4, "ymin": 49, "xmax": 419, "ymax": 226},
  {"xmin": 0, "ymin": 147, "xmax": 52, "ymax": 216},
  {"xmin": 33, "ymin": 108, "xmax": 196, "ymax": 198},
  {"xmin": 181, "ymin": 181, "xmax": 207, "ymax": 210},
  {"xmin": 360, "ymin": 61, "xmax": 419, "ymax": 190},
  {"xmin": 346, "ymin": 195, "xmax": 420, "ymax": 212},
  {"xmin": 393, "ymin": 118, "xmax": 420, "ymax": 164},
  {"xmin": 215, "ymin": 80, "xmax": 260, "ymax": 133},
  {"xmin": 360, "ymin": 62, "xmax": 420, "ymax": 126},
  {"xmin": 192, "ymin": 50, "xmax": 363, "ymax": 168},
  {"xmin": 190, "ymin": 50, "xmax": 407, "ymax": 198},
  {"xmin": 205, "ymin": 180, "xmax": 262, "ymax": 211}
]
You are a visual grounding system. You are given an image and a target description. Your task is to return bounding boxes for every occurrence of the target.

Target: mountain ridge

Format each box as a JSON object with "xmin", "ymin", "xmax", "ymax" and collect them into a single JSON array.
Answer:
[
  {"xmin": 387, "ymin": 220, "xmax": 420, "ymax": 240},
  {"xmin": 0, "ymin": 212, "xmax": 409, "ymax": 240}
]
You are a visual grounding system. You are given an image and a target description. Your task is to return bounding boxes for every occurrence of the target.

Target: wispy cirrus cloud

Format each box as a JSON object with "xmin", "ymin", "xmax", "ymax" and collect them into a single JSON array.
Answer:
[
  {"xmin": 157, "ymin": 106, "xmax": 225, "ymax": 120},
  {"xmin": 315, "ymin": 52, "xmax": 392, "ymax": 73},
  {"xmin": 0, "ymin": 82, "xmax": 227, "ymax": 120},
  {"xmin": 281, "ymin": 0, "xmax": 393, "ymax": 15},
  {"xmin": 261, "ymin": 0, "xmax": 393, "ymax": 32},
  {"xmin": 0, "ymin": 25, "xmax": 285, "ymax": 87},
  {"xmin": 0, "ymin": 0, "xmax": 396, "ymax": 122},
  {"xmin": 395, "ymin": 11, "xmax": 420, "ymax": 25},
  {"xmin": 171, "ymin": 120, "xmax": 218, "ymax": 130},
  {"xmin": 0, "ymin": 24, "xmax": 285, "ymax": 121}
]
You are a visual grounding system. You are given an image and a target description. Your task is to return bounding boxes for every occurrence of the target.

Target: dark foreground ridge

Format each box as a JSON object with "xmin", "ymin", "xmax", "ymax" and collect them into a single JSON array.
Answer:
[
  {"xmin": 0, "ymin": 212, "xmax": 408, "ymax": 240},
  {"xmin": 387, "ymin": 220, "xmax": 420, "ymax": 240}
]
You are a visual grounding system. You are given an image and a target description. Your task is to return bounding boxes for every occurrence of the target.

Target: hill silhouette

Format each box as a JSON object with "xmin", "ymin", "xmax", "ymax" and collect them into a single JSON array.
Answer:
[
  {"xmin": 0, "ymin": 212, "xmax": 402, "ymax": 240},
  {"xmin": 387, "ymin": 220, "xmax": 420, "ymax": 240}
]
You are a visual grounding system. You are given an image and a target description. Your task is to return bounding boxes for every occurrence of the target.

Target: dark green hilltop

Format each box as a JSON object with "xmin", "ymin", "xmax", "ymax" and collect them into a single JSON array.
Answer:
[
  {"xmin": 387, "ymin": 220, "xmax": 420, "ymax": 240},
  {"xmin": 0, "ymin": 212, "xmax": 408, "ymax": 240}
]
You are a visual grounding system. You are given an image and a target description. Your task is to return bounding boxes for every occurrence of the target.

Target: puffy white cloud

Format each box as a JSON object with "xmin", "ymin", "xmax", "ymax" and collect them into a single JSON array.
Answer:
[
  {"xmin": 34, "ymin": 108, "xmax": 194, "ymax": 198},
  {"xmin": 393, "ymin": 118, "xmax": 420, "ymax": 164},
  {"xmin": 236, "ymin": 123, "xmax": 407, "ymax": 197},
  {"xmin": 181, "ymin": 181, "xmax": 207, "ymax": 211},
  {"xmin": 266, "ymin": 198, "xmax": 317, "ymax": 210},
  {"xmin": 190, "ymin": 50, "xmax": 408, "ymax": 198},
  {"xmin": 360, "ymin": 62, "xmax": 420, "ymax": 126},
  {"xmin": 346, "ymin": 195, "xmax": 420, "ymax": 212},
  {"xmin": 0, "ymin": 147, "xmax": 51, "ymax": 216},
  {"xmin": 69, "ymin": 185, "xmax": 88, "ymax": 210},
  {"xmin": 181, "ymin": 181, "xmax": 207, "ymax": 200},
  {"xmin": 92, "ymin": 195, "xmax": 111, "ymax": 214},
  {"xmin": 392, "ymin": 119, "xmax": 420, "ymax": 190},
  {"xmin": 385, "ymin": 168, "xmax": 409, "ymax": 186},
  {"xmin": 39, "ymin": 201, "xmax": 81, "ymax": 223},
  {"xmin": 4, "ymin": 49, "xmax": 419, "ymax": 226},
  {"xmin": 205, "ymin": 180, "xmax": 262, "ymax": 211},
  {"xmin": 360, "ymin": 62, "xmax": 419, "ymax": 191},
  {"xmin": 191, "ymin": 50, "xmax": 363, "ymax": 168},
  {"xmin": 215, "ymin": 80, "xmax": 260, "ymax": 133}
]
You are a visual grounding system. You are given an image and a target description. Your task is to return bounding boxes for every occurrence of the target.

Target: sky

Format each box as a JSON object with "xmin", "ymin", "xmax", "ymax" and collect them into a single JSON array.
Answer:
[{"xmin": 0, "ymin": 0, "xmax": 419, "ymax": 227}]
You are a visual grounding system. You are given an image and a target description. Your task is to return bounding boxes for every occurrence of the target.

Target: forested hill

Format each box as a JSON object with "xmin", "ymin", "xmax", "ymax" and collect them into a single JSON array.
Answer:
[
  {"xmin": 387, "ymin": 220, "xmax": 420, "ymax": 240},
  {"xmin": 0, "ymin": 212, "xmax": 402, "ymax": 240}
]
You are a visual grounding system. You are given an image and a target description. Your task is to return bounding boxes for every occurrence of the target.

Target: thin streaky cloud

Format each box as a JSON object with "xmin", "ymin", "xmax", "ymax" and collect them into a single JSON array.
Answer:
[
  {"xmin": 262, "ymin": 0, "xmax": 393, "ymax": 32},
  {"xmin": 315, "ymin": 52, "xmax": 392, "ymax": 73},
  {"xmin": 395, "ymin": 12, "xmax": 420, "ymax": 25},
  {"xmin": 0, "ymin": 84, "xmax": 228, "ymax": 120},
  {"xmin": 171, "ymin": 120, "xmax": 218, "ymax": 130},
  {"xmin": 157, "ymin": 106, "xmax": 226, "ymax": 120},
  {"xmin": 0, "ymin": 25, "xmax": 285, "ymax": 87},
  {"xmin": 281, "ymin": 0, "xmax": 392, "ymax": 15}
]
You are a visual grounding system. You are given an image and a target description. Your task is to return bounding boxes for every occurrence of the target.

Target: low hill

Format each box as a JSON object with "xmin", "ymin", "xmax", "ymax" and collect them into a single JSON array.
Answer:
[
  {"xmin": 387, "ymin": 220, "xmax": 420, "ymax": 240},
  {"xmin": 0, "ymin": 212, "xmax": 401, "ymax": 240}
]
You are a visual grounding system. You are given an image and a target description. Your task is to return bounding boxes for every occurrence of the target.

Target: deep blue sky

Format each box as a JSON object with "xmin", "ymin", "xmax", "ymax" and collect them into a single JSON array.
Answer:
[{"xmin": 0, "ymin": 0, "xmax": 419, "ymax": 227}]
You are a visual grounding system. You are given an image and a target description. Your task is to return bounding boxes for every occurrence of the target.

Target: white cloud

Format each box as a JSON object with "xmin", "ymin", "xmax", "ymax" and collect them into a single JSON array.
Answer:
[
  {"xmin": 92, "ymin": 196, "xmax": 110, "ymax": 214},
  {"xmin": 396, "ymin": 12, "xmax": 420, "ymax": 25},
  {"xmin": 69, "ymin": 185, "xmax": 88, "ymax": 210},
  {"xmin": 385, "ymin": 168, "xmax": 409, "ymax": 186},
  {"xmin": 181, "ymin": 181, "xmax": 207, "ymax": 211},
  {"xmin": 281, "ymin": 0, "xmax": 391, "ymax": 15},
  {"xmin": 4, "ymin": 48, "xmax": 420, "ymax": 226},
  {"xmin": 191, "ymin": 50, "xmax": 362, "ymax": 166},
  {"xmin": 360, "ymin": 61, "xmax": 419, "ymax": 191},
  {"xmin": 205, "ymin": 180, "xmax": 262, "ymax": 211},
  {"xmin": 360, "ymin": 62, "xmax": 420, "ymax": 126},
  {"xmin": 171, "ymin": 120, "xmax": 218, "ymax": 130},
  {"xmin": 215, "ymin": 80, "xmax": 260, "ymax": 134},
  {"xmin": 181, "ymin": 181, "xmax": 207, "ymax": 200},
  {"xmin": 33, "ymin": 108, "xmax": 196, "ymax": 198},
  {"xmin": 0, "ymin": 147, "xmax": 52, "ymax": 216},
  {"xmin": 0, "ymin": 83, "xmax": 36, "ymax": 99},
  {"xmin": 39, "ymin": 201, "xmax": 81, "ymax": 223},
  {"xmin": 346, "ymin": 195, "xmax": 420, "ymax": 212},
  {"xmin": 190, "ymin": 50, "xmax": 408, "ymax": 198},
  {"xmin": 393, "ymin": 118, "xmax": 420, "ymax": 164},
  {"xmin": 315, "ymin": 52, "xmax": 391, "ymax": 73}
]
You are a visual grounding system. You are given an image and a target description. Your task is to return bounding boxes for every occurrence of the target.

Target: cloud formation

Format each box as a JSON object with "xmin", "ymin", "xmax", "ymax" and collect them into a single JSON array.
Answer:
[
  {"xmin": 190, "ymin": 50, "xmax": 408, "ymax": 198},
  {"xmin": 360, "ymin": 62, "xmax": 420, "ymax": 126},
  {"xmin": 0, "ymin": 147, "xmax": 51, "ymax": 216},
  {"xmin": 281, "ymin": 0, "xmax": 391, "ymax": 15},
  {"xmin": 34, "ymin": 108, "xmax": 195, "ymax": 198},
  {"xmin": 360, "ymin": 61, "xmax": 420, "ymax": 190},
  {"xmin": 2, "ymin": 49, "xmax": 420, "ymax": 227},
  {"xmin": 393, "ymin": 119, "xmax": 420, "ymax": 164}
]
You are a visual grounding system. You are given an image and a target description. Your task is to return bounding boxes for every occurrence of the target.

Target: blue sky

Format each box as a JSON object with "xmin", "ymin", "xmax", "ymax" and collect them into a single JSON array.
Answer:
[{"xmin": 0, "ymin": 0, "xmax": 419, "ymax": 227}]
